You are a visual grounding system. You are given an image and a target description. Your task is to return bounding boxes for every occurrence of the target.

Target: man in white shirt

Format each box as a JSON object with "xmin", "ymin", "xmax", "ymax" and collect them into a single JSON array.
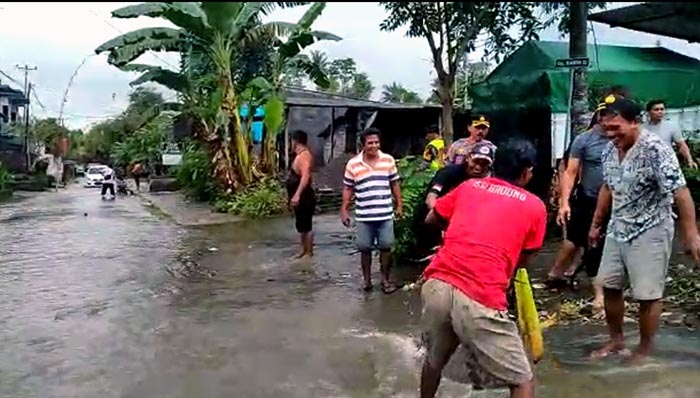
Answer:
[{"xmin": 644, "ymin": 100, "xmax": 697, "ymax": 169}]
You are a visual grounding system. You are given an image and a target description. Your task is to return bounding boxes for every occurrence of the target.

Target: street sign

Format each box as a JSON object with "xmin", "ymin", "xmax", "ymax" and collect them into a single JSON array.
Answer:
[{"xmin": 555, "ymin": 57, "xmax": 589, "ymax": 68}]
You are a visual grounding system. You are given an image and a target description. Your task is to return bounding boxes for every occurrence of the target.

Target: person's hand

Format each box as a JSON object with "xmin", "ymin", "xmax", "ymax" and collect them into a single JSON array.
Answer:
[
  {"xmin": 556, "ymin": 204, "xmax": 571, "ymax": 227},
  {"xmin": 395, "ymin": 204, "xmax": 403, "ymax": 219},
  {"xmin": 684, "ymin": 233, "xmax": 700, "ymax": 266},
  {"xmin": 340, "ymin": 209, "xmax": 351, "ymax": 228},
  {"xmin": 588, "ymin": 224, "xmax": 601, "ymax": 248},
  {"xmin": 290, "ymin": 193, "xmax": 300, "ymax": 208},
  {"xmin": 689, "ymin": 159, "xmax": 699, "ymax": 170}
]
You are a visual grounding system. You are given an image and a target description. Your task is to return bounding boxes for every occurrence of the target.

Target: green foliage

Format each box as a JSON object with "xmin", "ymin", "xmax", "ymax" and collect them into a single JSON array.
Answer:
[
  {"xmin": 537, "ymin": 2, "xmax": 609, "ymax": 35},
  {"xmin": 394, "ymin": 156, "xmax": 436, "ymax": 261},
  {"xmin": 176, "ymin": 141, "xmax": 217, "ymax": 202},
  {"xmin": 213, "ymin": 177, "xmax": 287, "ymax": 218},
  {"xmin": 112, "ymin": 112, "xmax": 175, "ymax": 169},
  {"xmin": 0, "ymin": 161, "xmax": 13, "ymax": 193},
  {"xmin": 380, "ymin": 2, "xmax": 544, "ymax": 139}
]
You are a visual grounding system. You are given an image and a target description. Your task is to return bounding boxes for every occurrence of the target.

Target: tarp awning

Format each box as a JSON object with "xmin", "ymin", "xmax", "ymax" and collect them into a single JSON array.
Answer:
[
  {"xmin": 469, "ymin": 40, "xmax": 700, "ymax": 113},
  {"xmin": 589, "ymin": 3, "xmax": 700, "ymax": 43}
]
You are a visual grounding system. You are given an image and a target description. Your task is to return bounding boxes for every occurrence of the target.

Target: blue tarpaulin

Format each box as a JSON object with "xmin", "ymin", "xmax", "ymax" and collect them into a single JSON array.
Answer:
[{"xmin": 240, "ymin": 105, "xmax": 265, "ymax": 144}]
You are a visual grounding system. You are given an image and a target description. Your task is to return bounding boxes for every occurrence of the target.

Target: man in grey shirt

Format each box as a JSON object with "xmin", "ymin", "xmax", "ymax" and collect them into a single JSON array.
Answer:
[
  {"xmin": 644, "ymin": 99, "xmax": 697, "ymax": 169},
  {"xmin": 550, "ymin": 112, "xmax": 611, "ymax": 309}
]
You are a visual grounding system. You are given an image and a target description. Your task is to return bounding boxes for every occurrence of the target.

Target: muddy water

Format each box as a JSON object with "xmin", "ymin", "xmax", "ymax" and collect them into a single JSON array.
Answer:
[{"xmin": 1, "ymin": 185, "xmax": 699, "ymax": 397}]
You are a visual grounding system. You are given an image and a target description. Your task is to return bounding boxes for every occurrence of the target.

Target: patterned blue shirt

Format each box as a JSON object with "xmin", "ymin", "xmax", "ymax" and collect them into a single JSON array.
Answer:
[{"xmin": 602, "ymin": 130, "xmax": 686, "ymax": 243}]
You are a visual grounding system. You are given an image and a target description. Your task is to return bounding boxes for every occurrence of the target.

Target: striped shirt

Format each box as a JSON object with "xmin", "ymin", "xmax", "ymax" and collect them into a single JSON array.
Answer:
[{"xmin": 343, "ymin": 151, "xmax": 400, "ymax": 222}]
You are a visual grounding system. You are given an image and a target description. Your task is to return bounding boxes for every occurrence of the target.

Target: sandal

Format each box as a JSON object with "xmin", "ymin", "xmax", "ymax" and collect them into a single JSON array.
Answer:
[
  {"xmin": 381, "ymin": 284, "xmax": 401, "ymax": 295},
  {"xmin": 544, "ymin": 278, "xmax": 569, "ymax": 290}
]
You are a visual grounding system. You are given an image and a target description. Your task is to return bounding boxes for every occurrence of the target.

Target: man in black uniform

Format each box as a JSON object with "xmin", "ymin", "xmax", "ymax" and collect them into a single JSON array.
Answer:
[{"xmin": 412, "ymin": 141, "xmax": 495, "ymax": 260}]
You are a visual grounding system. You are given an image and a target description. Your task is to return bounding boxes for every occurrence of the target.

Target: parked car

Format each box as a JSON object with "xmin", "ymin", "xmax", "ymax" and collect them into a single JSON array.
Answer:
[{"xmin": 84, "ymin": 167, "xmax": 105, "ymax": 188}]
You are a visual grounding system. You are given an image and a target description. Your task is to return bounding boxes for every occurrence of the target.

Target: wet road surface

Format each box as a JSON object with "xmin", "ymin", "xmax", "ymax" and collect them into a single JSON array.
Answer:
[{"xmin": 1, "ymin": 184, "xmax": 700, "ymax": 398}]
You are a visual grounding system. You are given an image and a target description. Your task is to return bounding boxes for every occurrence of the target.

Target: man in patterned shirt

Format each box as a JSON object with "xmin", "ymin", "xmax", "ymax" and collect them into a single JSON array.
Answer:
[{"xmin": 589, "ymin": 95, "xmax": 700, "ymax": 363}]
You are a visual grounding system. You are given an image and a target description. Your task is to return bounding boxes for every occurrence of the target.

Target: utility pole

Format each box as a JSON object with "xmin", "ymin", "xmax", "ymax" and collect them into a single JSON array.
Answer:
[
  {"xmin": 16, "ymin": 64, "xmax": 37, "ymax": 170},
  {"xmin": 569, "ymin": 2, "xmax": 589, "ymax": 143}
]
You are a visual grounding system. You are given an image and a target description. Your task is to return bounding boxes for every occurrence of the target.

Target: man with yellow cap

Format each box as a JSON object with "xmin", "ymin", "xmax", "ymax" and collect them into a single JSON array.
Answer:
[{"xmin": 446, "ymin": 114, "xmax": 496, "ymax": 166}]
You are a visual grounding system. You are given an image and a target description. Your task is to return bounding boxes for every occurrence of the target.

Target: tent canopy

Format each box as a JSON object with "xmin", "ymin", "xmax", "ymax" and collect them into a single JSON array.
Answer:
[
  {"xmin": 469, "ymin": 40, "xmax": 700, "ymax": 113},
  {"xmin": 588, "ymin": 3, "xmax": 700, "ymax": 43}
]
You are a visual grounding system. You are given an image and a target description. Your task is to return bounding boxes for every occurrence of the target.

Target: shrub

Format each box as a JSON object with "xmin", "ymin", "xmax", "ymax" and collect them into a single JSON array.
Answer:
[
  {"xmin": 213, "ymin": 176, "xmax": 287, "ymax": 219},
  {"xmin": 0, "ymin": 162, "xmax": 13, "ymax": 192},
  {"xmin": 394, "ymin": 156, "xmax": 436, "ymax": 261},
  {"xmin": 176, "ymin": 141, "xmax": 217, "ymax": 202}
]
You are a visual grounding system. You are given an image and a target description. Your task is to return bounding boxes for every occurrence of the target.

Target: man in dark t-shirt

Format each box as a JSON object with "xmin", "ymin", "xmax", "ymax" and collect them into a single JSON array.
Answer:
[{"xmin": 412, "ymin": 142, "xmax": 495, "ymax": 259}]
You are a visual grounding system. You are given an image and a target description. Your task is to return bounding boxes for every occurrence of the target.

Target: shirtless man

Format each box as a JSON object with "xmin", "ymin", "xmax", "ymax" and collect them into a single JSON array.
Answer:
[{"xmin": 286, "ymin": 130, "xmax": 316, "ymax": 259}]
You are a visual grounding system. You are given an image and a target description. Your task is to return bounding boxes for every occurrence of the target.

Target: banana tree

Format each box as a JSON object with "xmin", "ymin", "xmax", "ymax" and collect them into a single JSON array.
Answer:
[
  {"xmin": 247, "ymin": 2, "xmax": 341, "ymax": 173},
  {"xmin": 95, "ymin": 2, "xmax": 308, "ymax": 191}
]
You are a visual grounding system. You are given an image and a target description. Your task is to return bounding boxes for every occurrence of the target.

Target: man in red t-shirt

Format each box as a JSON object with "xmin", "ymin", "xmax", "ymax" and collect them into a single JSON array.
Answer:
[{"xmin": 420, "ymin": 138, "xmax": 547, "ymax": 398}]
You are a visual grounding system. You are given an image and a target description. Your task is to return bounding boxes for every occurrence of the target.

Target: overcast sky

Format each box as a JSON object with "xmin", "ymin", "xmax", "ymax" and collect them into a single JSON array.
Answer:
[{"xmin": 0, "ymin": 2, "xmax": 697, "ymax": 130}]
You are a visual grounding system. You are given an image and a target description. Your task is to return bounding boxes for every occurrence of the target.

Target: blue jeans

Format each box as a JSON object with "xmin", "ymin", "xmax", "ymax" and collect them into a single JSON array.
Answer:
[{"xmin": 356, "ymin": 220, "xmax": 395, "ymax": 252}]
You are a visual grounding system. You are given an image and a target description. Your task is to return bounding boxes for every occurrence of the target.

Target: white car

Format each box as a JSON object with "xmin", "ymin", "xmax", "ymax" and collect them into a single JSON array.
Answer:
[{"xmin": 84, "ymin": 167, "xmax": 105, "ymax": 187}]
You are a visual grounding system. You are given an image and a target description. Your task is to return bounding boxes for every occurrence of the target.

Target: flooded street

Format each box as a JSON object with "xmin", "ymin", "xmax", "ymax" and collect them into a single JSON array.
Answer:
[{"xmin": 1, "ymin": 184, "xmax": 700, "ymax": 398}]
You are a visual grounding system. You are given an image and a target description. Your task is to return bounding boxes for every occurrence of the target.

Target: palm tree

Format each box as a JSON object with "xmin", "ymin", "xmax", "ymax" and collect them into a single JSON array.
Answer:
[
  {"xmin": 381, "ymin": 82, "xmax": 422, "ymax": 104},
  {"xmin": 95, "ymin": 2, "xmax": 336, "ymax": 191}
]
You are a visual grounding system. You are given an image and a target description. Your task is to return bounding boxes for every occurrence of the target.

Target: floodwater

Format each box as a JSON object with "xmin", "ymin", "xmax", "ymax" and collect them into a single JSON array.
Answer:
[{"xmin": 1, "ymin": 183, "xmax": 700, "ymax": 398}]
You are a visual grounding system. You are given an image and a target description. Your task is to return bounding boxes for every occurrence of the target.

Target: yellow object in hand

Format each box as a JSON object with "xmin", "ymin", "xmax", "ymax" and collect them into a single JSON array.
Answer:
[{"xmin": 514, "ymin": 268, "xmax": 544, "ymax": 363}]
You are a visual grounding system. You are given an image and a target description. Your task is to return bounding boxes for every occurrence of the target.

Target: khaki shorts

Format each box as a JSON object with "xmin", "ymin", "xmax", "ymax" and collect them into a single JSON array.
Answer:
[
  {"xmin": 421, "ymin": 278, "xmax": 533, "ymax": 387},
  {"xmin": 597, "ymin": 219, "xmax": 674, "ymax": 301}
]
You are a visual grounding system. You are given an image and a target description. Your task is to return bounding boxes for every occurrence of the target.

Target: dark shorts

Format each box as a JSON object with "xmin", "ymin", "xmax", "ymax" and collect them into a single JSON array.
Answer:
[
  {"xmin": 566, "ymin": 191, "xmax": 607, "ymax": 277},
  {"xmin": 293, "ymin": 191, "xmax": 316, "ymax": 233}
]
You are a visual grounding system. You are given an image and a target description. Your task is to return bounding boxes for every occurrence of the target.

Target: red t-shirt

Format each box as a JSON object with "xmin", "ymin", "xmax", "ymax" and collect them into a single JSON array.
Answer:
[{"xmin": 423, "ymin": 177, "xmax": 547, "ymax": 311}]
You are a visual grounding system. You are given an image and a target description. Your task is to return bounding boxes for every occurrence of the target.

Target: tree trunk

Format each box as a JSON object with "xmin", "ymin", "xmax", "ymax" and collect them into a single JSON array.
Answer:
[
  {"xmin": 439, "ymin": 77, "xmax": 455, "ymax": 146},
  {"xmin": 569, "ymin": 2, "xmax": 589, "ymax": 142}
]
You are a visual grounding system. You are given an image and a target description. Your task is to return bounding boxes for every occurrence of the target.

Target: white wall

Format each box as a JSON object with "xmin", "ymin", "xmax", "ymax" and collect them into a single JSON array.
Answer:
[{"xmin": 551, "ymin": 106, "xmax": 700, "ymax": 164}]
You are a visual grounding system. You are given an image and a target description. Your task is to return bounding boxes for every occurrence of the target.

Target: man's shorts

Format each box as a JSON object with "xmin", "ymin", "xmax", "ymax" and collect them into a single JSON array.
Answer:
[
  {"xmin": 597, "ymin": 219, "xmax": 674, "ymax": 300},
  {"xmin": 566, "ymin": 193, "xmax": 598, "ymax": 248},
  {"xmin": 356, "ymin": 220, "xmax": 394, "ymax": 252},
  {"xmin": 421, "ymin": 278, "xmax": 533, "ymax": 387},
  {"xmin": 566, "ymin": 192, "xmax": 607, "ymax": 277},
  {"xmin": 293, "ymin": 193, "xmax": 316, "ymax": 233}
]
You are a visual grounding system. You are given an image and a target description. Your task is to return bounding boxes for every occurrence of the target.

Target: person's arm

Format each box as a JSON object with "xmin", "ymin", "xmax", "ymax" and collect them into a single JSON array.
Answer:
[
  {"xmin": 675, "ymin": 186, "xmax": 698, "ymax": 241},
  {"xmin": 341, "ymin": 164, "xmax": 355, "ymax": 226},
  {"xmin": 389, "ymin": 158, "xmax": 403, "ymax": 216},
  {"xmin": 424, "ymin": 167, "xmax": 451, "ymax": 209},
  {"xmin": 423, "ymin": 144, "xmax": 437, "ymax": 163},
  {"xmin": 291, "ymin": 153, "xmax": 311, "ymax": 206},
  {"xmin": 591, "ymin": 183, "xmax": 612, "ymax": 230},
  {"xmin": 675, "ymin": 137, "xmax": 697, "ymax": 169},
  {"xmin": 656, "ymin": 142, "xmax": 696, "ymax": 242},
  {"xmin": 425, "ymin": 182, "xmax": 462, "ymax": 228},
  {"xmin": 561, "ymin": 134, "xmax": 586, "ymax": 206},
  {"xmin": 560, "ymin": 158, "xmax": 581, "ymax": 207}
]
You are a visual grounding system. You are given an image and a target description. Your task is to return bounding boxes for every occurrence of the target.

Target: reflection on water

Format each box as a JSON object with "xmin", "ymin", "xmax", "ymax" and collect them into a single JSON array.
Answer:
[{"xmin": 0, "ymin": 186, "xmax": 699, "ymax": 397}]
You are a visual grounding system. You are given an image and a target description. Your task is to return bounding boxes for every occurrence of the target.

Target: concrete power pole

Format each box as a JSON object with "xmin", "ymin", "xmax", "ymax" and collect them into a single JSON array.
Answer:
[
  {"xmin": 569, "ymin": 2, "xmax": 589, "ymax": 143},
  {"xmin": 16, "ymin": 64, "xmax": 37, "ymax": 170}
]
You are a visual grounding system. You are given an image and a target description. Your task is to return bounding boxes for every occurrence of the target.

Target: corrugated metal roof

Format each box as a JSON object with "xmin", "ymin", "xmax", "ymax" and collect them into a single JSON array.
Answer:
[
  {"xmin": 284, "ymin": 87, "xmax": 441, "ymax": 110},
  {"xmin": 589, "ymin": 3, "xmax": 700, "ymax": 43}
]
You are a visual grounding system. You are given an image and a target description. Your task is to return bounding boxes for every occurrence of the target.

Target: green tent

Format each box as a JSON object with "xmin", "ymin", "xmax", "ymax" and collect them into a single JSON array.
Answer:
[{"xmin": 470, "ymin": 40, "xmax": 700, "ymax": 113}]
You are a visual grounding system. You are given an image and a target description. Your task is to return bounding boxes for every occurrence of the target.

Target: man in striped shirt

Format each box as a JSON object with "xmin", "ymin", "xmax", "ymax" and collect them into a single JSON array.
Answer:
[{"xmin": 341, "ymin": 127, "xmax": 404, "ymax": 293}]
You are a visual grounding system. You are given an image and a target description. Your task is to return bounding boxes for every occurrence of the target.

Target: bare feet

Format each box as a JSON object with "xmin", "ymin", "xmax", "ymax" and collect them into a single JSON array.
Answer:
[
  {"xmin": 590, "ymin": 341, "xmax": 628, "ymax": 359},
  {"xmin": 622, "ymin": 350, "xmax": 651, "ymax": 366},
  {"xmin": 292, "ymin": 251, "xmax": 313, "ymax": 260}
]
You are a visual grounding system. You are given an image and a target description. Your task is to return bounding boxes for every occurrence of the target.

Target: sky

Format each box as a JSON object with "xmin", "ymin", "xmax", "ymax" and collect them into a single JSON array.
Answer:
[{"xmin": 0, "ymin": 2, "xmax": 698, "ymax": 131}]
